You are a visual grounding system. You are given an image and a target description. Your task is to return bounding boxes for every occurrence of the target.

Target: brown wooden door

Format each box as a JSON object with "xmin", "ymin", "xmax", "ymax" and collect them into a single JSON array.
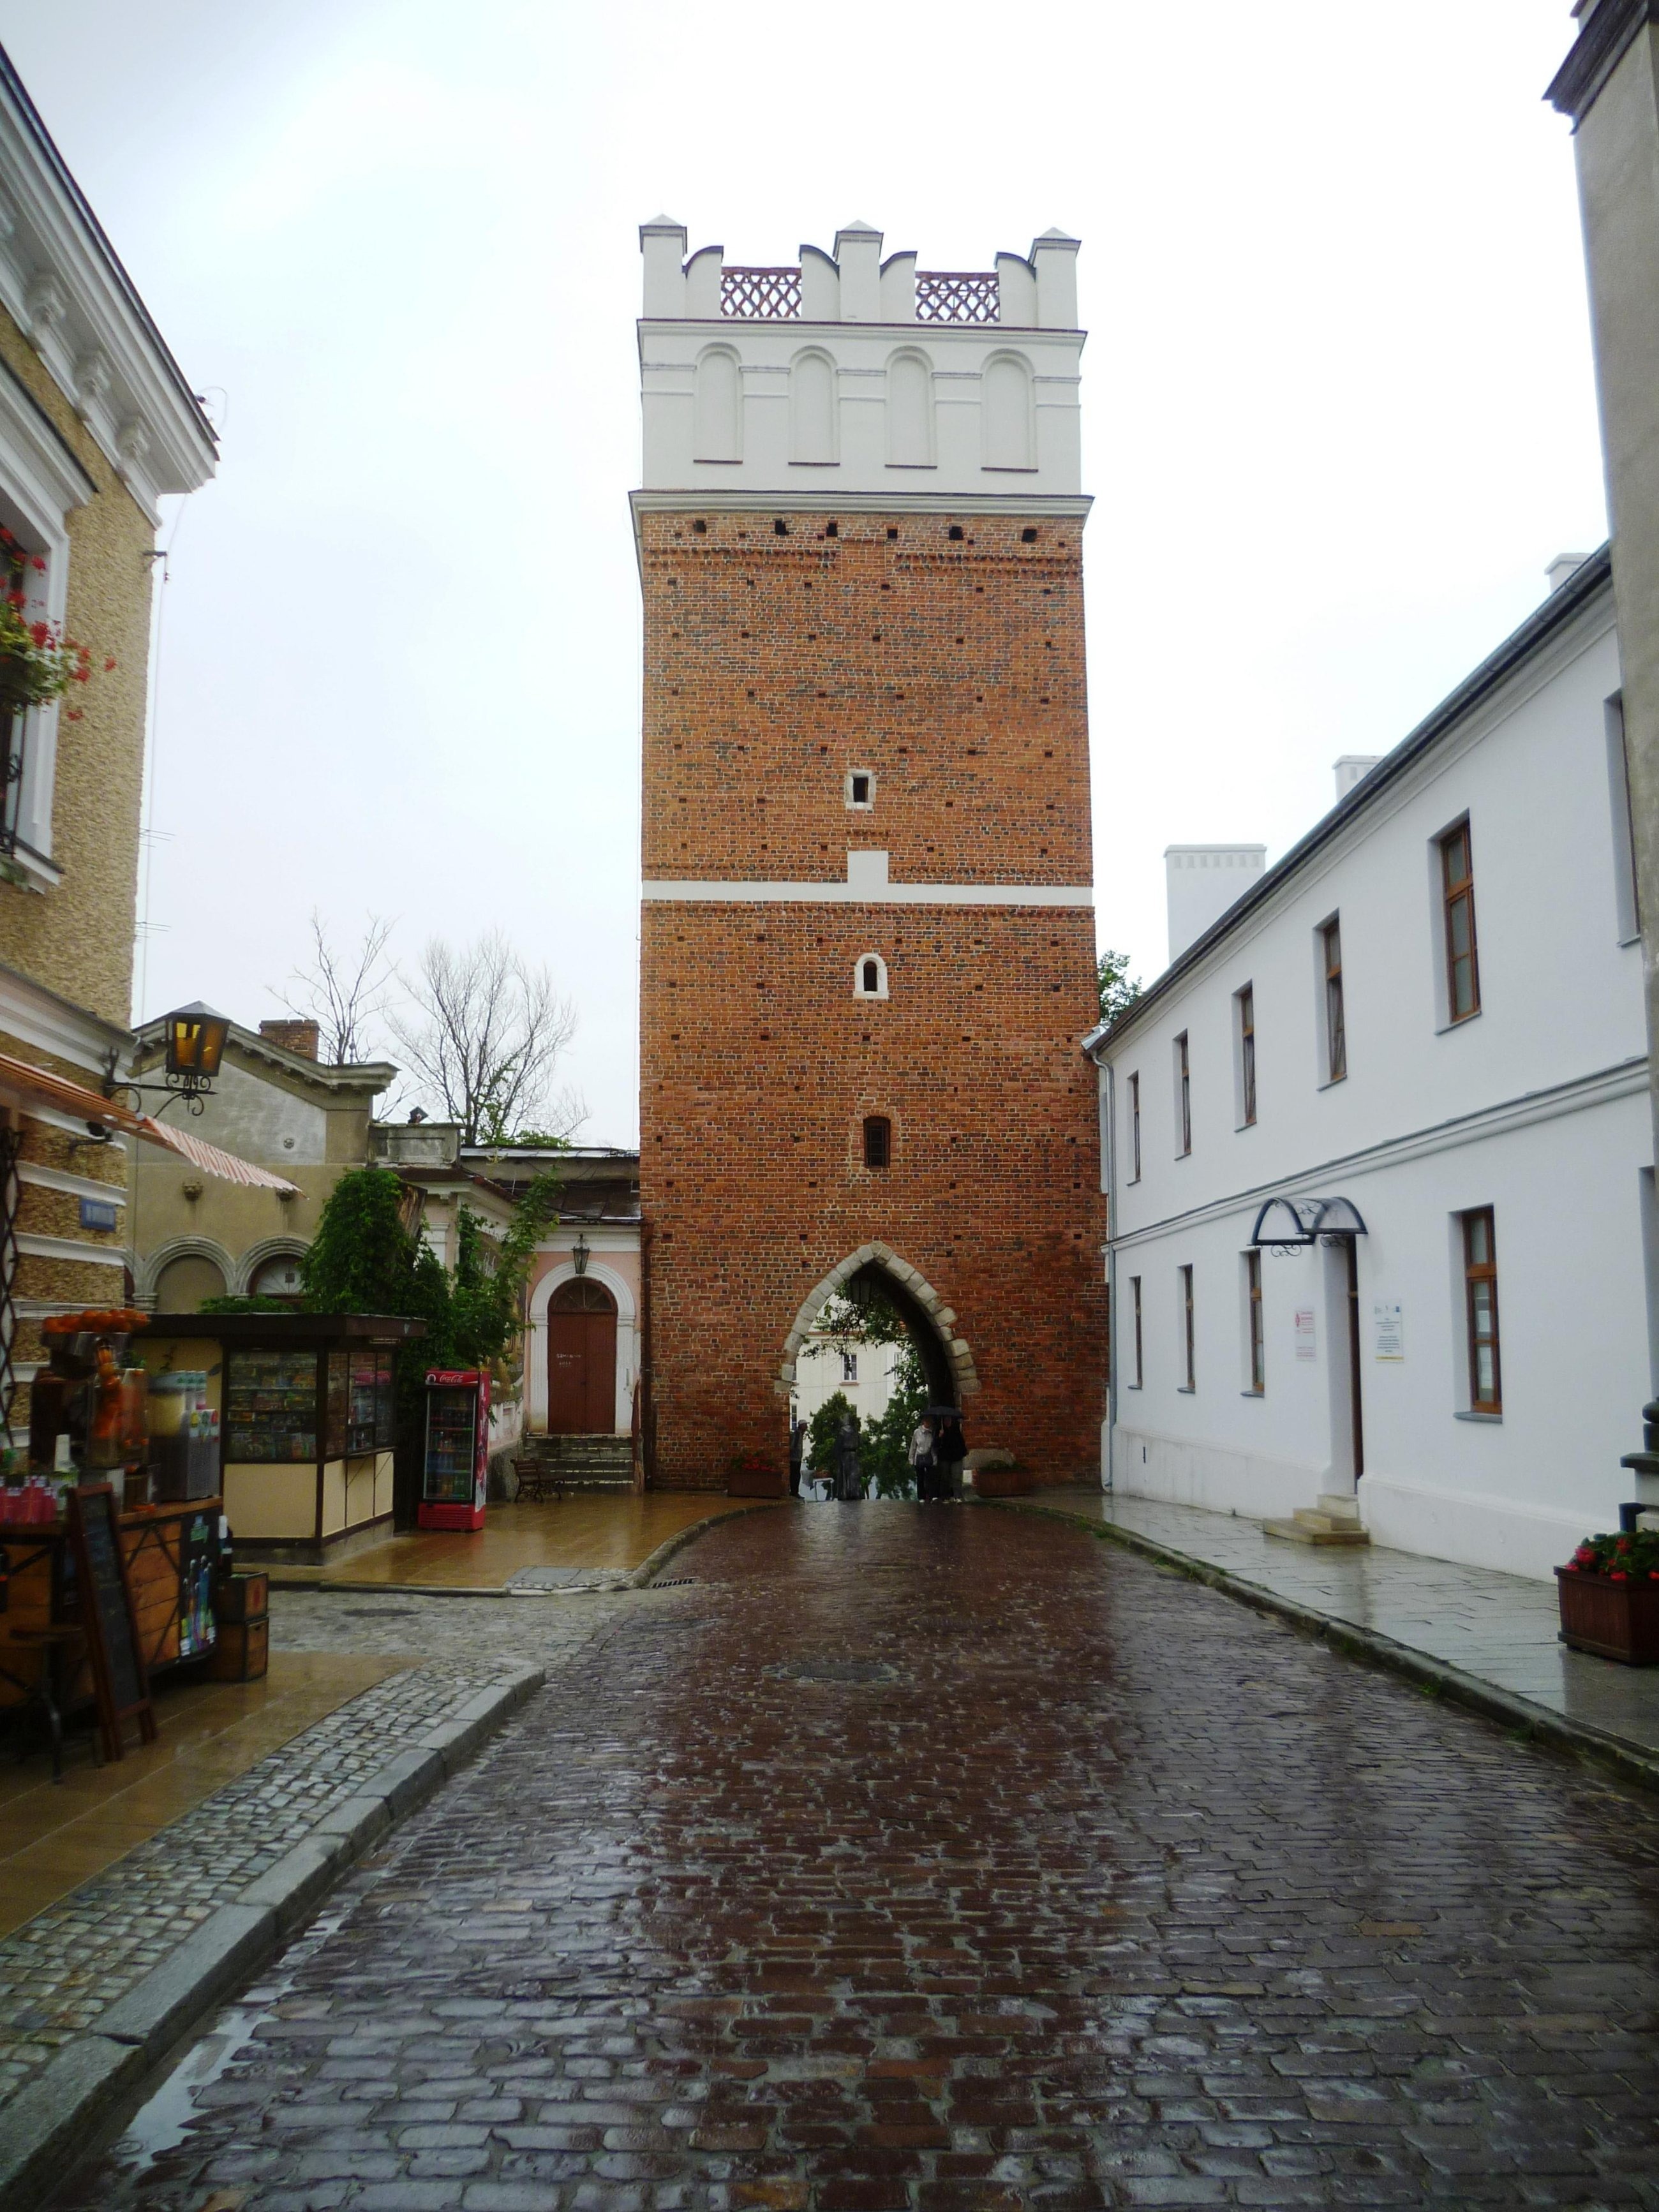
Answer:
[{"xmin": 547, "ymin": 1279, "xmax": 618, "ymax": 1434}]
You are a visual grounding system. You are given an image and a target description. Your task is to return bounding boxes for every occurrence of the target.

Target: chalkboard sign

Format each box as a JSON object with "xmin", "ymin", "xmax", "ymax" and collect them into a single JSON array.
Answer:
[{"xmin": 67, "ymin": 1484, "xmax": 154, "ymax": 1762}]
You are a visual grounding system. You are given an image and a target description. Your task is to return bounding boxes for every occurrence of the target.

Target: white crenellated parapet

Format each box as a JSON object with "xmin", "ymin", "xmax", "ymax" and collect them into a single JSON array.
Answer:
[{"xmin": 636, "ymin": 217, "xmax": 1088, "ymax": 507}]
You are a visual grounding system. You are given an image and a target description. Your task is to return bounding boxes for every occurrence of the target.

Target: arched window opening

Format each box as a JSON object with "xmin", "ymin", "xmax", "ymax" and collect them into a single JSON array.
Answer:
[
  {"xmin": 694, "ymin": 348, "xmax": 742, "ymax": 463},
  {"xmin": 983, "ymin": 352, "xmax": 1034, "ymax": 471},
  {"xmin": 853, "ymin": 951, "xmax": 888, "ymax": 999},
  {"xmin": 249, "ymin": 1252, "xmax": 304, "ymax": 1305},
  {"xmin": 886, "ymin": 352, "xmax": 934, "ymax": 467},
  {"xmin": 863, "ymin": 1115, "xmax": 891, "ymax": 1171},
  {"xmin": 791, "ymin": 350, "xmax": 837, "ymax": 465}
]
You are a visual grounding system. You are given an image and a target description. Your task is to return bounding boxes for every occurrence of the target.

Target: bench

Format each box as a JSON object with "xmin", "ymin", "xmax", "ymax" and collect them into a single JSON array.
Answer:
[{"xmin": 512, "ymin": 1457, "xmax": 566, "ymax": 1504}]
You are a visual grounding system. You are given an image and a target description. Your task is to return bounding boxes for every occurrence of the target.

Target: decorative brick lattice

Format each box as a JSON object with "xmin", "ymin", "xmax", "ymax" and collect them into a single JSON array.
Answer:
[
  {"xmin": 721, "ymin": 266, "xmax": 801, "ymax": 320},
  {"xmin": 915, "ymin": 271, "xmax": 1000, "ymax": 323}
]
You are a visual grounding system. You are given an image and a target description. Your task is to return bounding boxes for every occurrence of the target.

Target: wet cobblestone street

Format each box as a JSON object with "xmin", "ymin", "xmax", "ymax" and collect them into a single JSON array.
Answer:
[{"xmin": 57, "ymin": 1504, "xmax": 1659, "ymax": 2209}]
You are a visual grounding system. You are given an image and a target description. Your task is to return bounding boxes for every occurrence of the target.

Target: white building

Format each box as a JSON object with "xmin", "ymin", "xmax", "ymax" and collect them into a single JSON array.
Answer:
[
  {"xmin": 790, "ymin": 1332, "xmax": 905, "ymax": 1442},
  {"xmin": 1089, "ymin": 548, "xmax": 1654, "ymax": 1581}
]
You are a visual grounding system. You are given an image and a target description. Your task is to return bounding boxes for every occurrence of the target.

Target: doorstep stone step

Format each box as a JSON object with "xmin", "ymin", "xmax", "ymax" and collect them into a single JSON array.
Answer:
[
  {"xmin": 1263, "ymin": 1510, "xmax": 1371, "ymax": 1547},
  {"xmin": 1315, "ymin": 1493, "xmax": 1363, "ymax": 1524}
]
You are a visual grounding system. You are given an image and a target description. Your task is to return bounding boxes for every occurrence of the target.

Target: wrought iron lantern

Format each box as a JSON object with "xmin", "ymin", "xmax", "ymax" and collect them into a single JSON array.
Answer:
[
  {"xmin": 572, "ymin": 1233, "xmax": 591, "ymax": 1278},
  {"xmin": 164, "ymin": 1003, "xmax": 230, "ymax": 1092}
]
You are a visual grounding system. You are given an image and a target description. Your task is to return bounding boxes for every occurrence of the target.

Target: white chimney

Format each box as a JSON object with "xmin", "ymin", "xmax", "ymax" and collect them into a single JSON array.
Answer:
[
  {"xmin": 1546, "ymin": 550, "xmax": 1591, "ymax": 595},
  {"xmin": 1164, "ymin": 844, "xmax": 1267, "ymax": 965},
  {"xmin": 1334, "ymin": 755, "xmax": 1382, "ymax": 803}
]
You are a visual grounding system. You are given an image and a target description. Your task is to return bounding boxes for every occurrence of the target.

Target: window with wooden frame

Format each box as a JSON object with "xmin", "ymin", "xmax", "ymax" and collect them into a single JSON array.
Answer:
[
  {"xmin": 1236, "ymin": 984, "xmax": 1256, "ymax": 1127},
  {"xmin": 1245, "ymin": 1249, "xmax": 1265, "ymax": 1394},
  {"xmin": 1175, "ymin": 1033, "xmax": 1191, "ymax": 1156},
  {"xmin": 1129, "ymin": 1274, "xmax": 1143, "ymax": 1388},
  {"xmin": 1462, "ymin": 1208, "xmax": 1501, "ymax": 1414},
  {"xmin": 1127, "ymin": 1071, "xmax": 1141, "ymax": 1182},
  {"xmin": 1440, "ymin": 822, "xmax": 1480, "ymax": 1023},
  {"xmin": 1320, "ymin": 917, "xmax": 1346, "ymax": 1083},
  {"xmin": 863, "ymin": 1115, "xmax": 891, "ymax": 1170},
  {"xmin": 1179, "ymin": 1263, "xmax": 1194, "ymax": 1390}
]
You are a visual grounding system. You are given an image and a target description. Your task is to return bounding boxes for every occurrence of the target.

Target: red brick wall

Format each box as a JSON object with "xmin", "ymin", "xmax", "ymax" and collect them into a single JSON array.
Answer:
[{"xmin": 639, "ymin": 507, "xmax": 1106, "ymax": 1488}]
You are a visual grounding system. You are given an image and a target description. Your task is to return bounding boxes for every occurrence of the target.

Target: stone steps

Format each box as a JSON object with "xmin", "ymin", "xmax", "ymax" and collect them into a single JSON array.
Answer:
[
  {"xmin": 525, "ymin": 1436, "xmax": 635, "ymax": 1491},
  {"xmin": 1262, "ymin": 1493, "xmax": 1371, "ymax": 1547}
]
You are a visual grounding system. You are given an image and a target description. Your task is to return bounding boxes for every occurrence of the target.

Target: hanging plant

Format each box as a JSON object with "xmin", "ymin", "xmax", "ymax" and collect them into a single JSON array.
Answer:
[{"xmin": 0, "ymin": 529, "xmax": 114, "ymax": 720}]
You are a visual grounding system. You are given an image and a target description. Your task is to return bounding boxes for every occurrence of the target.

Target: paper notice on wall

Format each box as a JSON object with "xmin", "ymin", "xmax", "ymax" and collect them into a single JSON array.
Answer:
[
  {"xmin": 1373, "ymin": 1300, "xmax": 1404, "ymax": 1360},
  {"xmin": 1293, "ymin": 1307, "xmax": 1316, "ymax": 1362}
]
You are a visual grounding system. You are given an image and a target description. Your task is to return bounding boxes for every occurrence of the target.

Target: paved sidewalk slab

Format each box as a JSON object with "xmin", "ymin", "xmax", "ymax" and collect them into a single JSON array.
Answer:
[
  {"xmin": 271, "ymin": 1492, "xmax": 763, "ymax": 1594},
  {"xmin": 1013, "ymin": 1486, "xmax": 1659, "ymax": 1777}
]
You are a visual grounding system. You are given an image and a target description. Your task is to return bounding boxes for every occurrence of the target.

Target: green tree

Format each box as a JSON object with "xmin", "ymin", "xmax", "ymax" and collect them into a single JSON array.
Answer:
[
  {"xmin": 1096, "ymin": 947, "xmax": 1143, "ymax": 1028},
  {"xmin": 806, "ymin": 1392, "xmax": 856, "ymax": 1491},
  {"xmin": 861, "ymin": 1342, "xmax": 929, "ymax": 1497}
]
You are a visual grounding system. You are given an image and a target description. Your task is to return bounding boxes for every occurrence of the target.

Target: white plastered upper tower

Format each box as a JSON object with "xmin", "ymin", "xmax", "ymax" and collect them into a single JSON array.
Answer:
[{"xmin": 634, "ymin": 218, "xmax": 1085, "ymax": 513}]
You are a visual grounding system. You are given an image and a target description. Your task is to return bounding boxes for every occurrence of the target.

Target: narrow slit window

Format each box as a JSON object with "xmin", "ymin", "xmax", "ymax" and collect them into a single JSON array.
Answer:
[
  {"xmin": 861, "ymin": 959, "xmax": 879, "ymax": 993},
  {"xmin": 1237, "ymin": 984, "xmax": 1256, "ymax": 1127},
  {"xmin": 1127, "ymin": 1071, "xmax": 1142, "ymax": 1182},
  {"xmin": 1321, "ymin": 918, "xmax": 1346, "ymax": 1083},
  {"xmin": 1246, "ymin": 1249, "xmax": 1265, "ymax": 1394},
  {"xmin": 1440, "ymin": 823, "xmax": 1480, "ymax": 1023},
  {"xmin": 1175, "ymin": 1033, "xmax": 1191, "ymax": 1156},
  {"xmin": 1179, "ymin": 1265, "xmax": 1195, "ymax": 1390},
  {"xmin": 1463, "ymin": 1208, "xmax": 1501, "ymax": 1414},
  {"xmin": 863, "ymin": 1115, "xmax": 891, "ymax": 1170},
  {"xmin": 1130, "ymin": 1274, "xmax": 1143, "ymax": 1388}
]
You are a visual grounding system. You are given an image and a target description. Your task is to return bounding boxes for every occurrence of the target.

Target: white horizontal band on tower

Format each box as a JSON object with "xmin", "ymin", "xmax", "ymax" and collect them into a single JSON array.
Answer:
[{"xmin": 643, "ymin": 880, "xmax": 1094, "ymax": 908}]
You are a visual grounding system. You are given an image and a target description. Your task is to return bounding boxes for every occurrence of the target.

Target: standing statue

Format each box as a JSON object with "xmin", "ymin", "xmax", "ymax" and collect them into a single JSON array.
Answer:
[{"xmin": 833, "ymin": 1410, "xmax": 864, "ymax": 1501}]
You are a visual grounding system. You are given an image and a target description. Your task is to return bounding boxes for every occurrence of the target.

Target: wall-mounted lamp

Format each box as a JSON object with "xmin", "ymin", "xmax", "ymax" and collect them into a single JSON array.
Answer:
[
  {"xmin": 104, "ymin": 1001, "xmax": 232, "ymax": 1119},
  {"xmin": 572, "ymin": 1233, "xmax": 590, "ymax": 1278}
]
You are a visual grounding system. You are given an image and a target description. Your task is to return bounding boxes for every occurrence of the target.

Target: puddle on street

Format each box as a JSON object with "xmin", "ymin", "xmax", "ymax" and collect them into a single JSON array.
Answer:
[{"xmin": 91, "ymin": 1897, "xmax": 351, "ymax": 2184}]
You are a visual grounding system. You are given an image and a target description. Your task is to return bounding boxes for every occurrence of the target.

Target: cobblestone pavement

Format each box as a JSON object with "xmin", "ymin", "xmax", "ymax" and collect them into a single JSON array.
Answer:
[
  {"xmin": 0, "ymin": 1619, "xmax": 598, "ymax": 2115},
  {"xmin": 57, "ymin": 1504, "xmax": 1659, "ymax": 2209}
]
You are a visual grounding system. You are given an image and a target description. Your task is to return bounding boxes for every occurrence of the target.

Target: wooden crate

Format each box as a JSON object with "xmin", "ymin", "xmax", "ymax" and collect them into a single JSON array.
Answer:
[
  {"xmin": 208, "ymin": 1615, "xmax": 268, "ymax": 1682},
  {"xmin": 215, "ymin": 1571, "xmax": 268, "ymax": 1623}
]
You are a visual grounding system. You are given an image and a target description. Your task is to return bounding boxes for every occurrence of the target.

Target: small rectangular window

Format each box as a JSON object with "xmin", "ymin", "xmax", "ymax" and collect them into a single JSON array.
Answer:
[
  {"xmin": 1236, "ymin": 984, "xmax": 1256, "ymax": 1127},
  {"xmin": 1179, "ymin": 1264, "xmax": 1194, "ymax": 1390},
  {"xmin": 863, "ymin": 1115, "xmax": 891, "ymax": 1169},
  {"xmin": 1175, "ymin": 1033, "xmax": 1191, "ymax": 1156},
  {"xmin": 1245, "ymin": 1249, "xmax": 1265, "ymax": 1394},
  {"xmin": 1320, "ymin": 917, "xmax": 1346, "ymax": 1083},
  {"xmin": 1462, "ymin": 1208, "xmax": 1501, "ymax": 1414},
  {"xmin": 842, "ymin": 1351, "xmax": 858, "ymax": 1383},
  {"xmin": 1129, "ymin": 1275, "xmax": 1143, "ymax": 1388},
  {"xmin": 1440, "ymin": 823, "xmax": 1480, "ymax": 1023},
  {"xmin": 1127, "ymin": 1071, "xmax": 1141, "ymax": 1183}
]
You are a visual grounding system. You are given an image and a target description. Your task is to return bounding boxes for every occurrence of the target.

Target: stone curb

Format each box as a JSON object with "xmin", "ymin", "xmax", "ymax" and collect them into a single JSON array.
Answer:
[
  {"xmin": 629, "ymin": 1499, "xmax": 784, "ymax": 1587},
  {"xmin": 0, "ymin": 1663, "xmax": 544, "ymax": 2212},
  {"xmin": 992, "ymin": 1499, "xmax": 1659, "ymax": 1797}
]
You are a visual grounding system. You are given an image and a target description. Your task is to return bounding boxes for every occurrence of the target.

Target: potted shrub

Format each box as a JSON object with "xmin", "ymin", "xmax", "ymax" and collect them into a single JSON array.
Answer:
[{"xmin": 1556, "ymin": 1527, "xmax": 1659, "ymax": 1665}]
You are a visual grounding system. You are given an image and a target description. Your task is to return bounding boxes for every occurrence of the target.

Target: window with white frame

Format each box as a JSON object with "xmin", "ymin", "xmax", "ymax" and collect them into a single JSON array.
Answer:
[
  {"xmin": 1178, "ymin": 1263, "xmax": 1195, "ymax": 1390},
  {"xmin": 1173, "ymin": 1033, "xmax": 1191, "ymax": 1156},
  {"xmin": 1318, "ymin": 916, "xmax": 1346, "ymax": 1083},
  {"xmin": 1129, "ymin": 1273, "xmax": 1143, "ymax": 1388},
  {"xmin": 853, "ymin": 953, "xmax": 889, "ymax": 1000},
  {"xmin": 1127, "ymin": 1071, "xmax": 1141, "ymax": 1182},
  {"xmin": 1607, "ymin": 694, "xmax": 1641, "ymax": 946},
  {"xmin": 1234, "ymin": 984, "xmax": 1256, "ymax": 1128},
  {"xmin": 842, "ymin": 1350, "xmax": 858, "ymax": 1384},
  {"xmin": 1242, "ymin": 1249, "xmax": 1265, "ymax": 1394}
]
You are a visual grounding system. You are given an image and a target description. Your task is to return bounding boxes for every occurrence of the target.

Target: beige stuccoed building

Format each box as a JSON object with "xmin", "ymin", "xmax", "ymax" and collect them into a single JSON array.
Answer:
[
  {"xmin": 129, "ymin": 1018, "xmax": 396, "ymax": 1310},
  {"xmin": 0, "ymin": 49, "xmax": 217, "ymax": 1425}
]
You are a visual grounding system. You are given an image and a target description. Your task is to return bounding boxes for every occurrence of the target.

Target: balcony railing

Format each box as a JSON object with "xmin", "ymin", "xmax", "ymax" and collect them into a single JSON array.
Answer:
[
  {"xmin": 915, "ymin": 271, "xmax": 999, "ymax": 323},
  {"xmin": 721, "ymin": 266, "xmax": 802, "ymax": 319}
]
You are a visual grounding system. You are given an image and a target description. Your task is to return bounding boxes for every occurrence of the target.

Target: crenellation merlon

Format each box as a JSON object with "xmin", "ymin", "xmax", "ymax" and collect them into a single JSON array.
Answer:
[{"xmin": 637, "ymin": 218, "xmax": 1087, "ymax": 504}]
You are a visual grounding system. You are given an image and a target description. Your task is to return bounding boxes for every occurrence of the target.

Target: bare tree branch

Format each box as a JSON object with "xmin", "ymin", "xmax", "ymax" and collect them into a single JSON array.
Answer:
[
  {"xmin": 276, "ymin": 911, "xmax": 397, "ymax": 1065},
  {"xmin": 389, "ymin": 929, "xmax": 584, "ymax": 1145}
]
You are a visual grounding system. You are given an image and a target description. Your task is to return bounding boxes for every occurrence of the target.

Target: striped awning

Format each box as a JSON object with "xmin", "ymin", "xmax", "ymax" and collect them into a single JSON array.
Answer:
[{"xmin": 0, "ymin": 1050, "xmax": 301, "ymax": 1195}]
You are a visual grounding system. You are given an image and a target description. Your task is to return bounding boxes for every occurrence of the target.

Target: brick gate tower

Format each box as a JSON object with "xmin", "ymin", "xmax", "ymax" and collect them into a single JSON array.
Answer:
[{"xmin": 634, "ymin": 219, "xmax": 1106, "ymax": 1488}]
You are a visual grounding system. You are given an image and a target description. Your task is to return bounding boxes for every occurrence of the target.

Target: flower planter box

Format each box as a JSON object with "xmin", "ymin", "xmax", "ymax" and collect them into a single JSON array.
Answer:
[
  {"xmin": 726, "ymin": 1464, "xmax": 784, "ymax": 1499},
  {"xmin": 1556, "ymin": 1568, "xmax": 1659, "ymax": 1665},
  {"xmin": 971, "ymin": 1467, "xmax": 1034, "ymax": 1498}
]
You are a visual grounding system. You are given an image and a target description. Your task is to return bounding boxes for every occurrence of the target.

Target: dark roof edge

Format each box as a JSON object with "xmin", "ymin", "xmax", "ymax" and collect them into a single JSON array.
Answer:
[
  {"xmin": 1547, "ymin": 0, "xmax": 1659, "ymax": 123},
  {"xmin": 0, "ymin": 43, "xmax": 216, "ymax": 450},
  {"xmin": 1088, "ymin": 546, "xmax": 1614, "ymax": 1057}
]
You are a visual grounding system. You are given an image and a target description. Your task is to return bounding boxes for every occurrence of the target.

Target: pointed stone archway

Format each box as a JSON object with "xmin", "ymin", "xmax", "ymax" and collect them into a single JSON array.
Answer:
[{"xmin": 777, "ymin": 1242, "xmax": 980, "ymax": 1408}]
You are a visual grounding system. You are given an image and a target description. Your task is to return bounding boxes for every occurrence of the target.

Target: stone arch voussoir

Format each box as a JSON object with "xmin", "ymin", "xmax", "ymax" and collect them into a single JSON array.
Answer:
[{"xmin": 777, "ymin": 1248, "xmax": 980, "ymax": 1402}]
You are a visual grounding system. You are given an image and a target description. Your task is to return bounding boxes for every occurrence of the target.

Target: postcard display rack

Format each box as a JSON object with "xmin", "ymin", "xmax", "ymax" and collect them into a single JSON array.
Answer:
[{"xmin": 419, "ymin": 1369, "xmax": 491, "ymax": 1531}]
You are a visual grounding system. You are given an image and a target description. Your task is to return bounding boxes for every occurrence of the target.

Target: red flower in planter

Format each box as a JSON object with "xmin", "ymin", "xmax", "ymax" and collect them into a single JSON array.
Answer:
[{"xmin": 1612, "ymin": 1570, "xmax": 1629, "ymax": 1581}]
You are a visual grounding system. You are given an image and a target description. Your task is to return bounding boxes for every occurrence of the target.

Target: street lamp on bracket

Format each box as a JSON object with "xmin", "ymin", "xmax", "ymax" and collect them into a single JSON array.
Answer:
[{"xmin": 101, "ymin": 1001, "xmax": 232, "ymax": 1118}]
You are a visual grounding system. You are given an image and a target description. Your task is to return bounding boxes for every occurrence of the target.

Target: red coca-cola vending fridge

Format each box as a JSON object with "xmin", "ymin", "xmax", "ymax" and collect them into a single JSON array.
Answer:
[{"xmin": 418, "ymin": 1369, "xmax": 491, "ymax": 1531}]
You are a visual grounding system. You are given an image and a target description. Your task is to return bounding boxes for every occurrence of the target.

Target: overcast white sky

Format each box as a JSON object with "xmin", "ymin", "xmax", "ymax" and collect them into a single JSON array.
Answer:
[{"xmin": 0, "ymin": 0, "xmax": 1605, "ymax": 1145}]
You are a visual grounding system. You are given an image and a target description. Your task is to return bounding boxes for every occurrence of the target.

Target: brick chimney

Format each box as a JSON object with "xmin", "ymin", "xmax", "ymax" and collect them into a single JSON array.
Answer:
[{"xmin": 260, "ymin": 1018, "xmax": 320, "ymax": 1061}]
